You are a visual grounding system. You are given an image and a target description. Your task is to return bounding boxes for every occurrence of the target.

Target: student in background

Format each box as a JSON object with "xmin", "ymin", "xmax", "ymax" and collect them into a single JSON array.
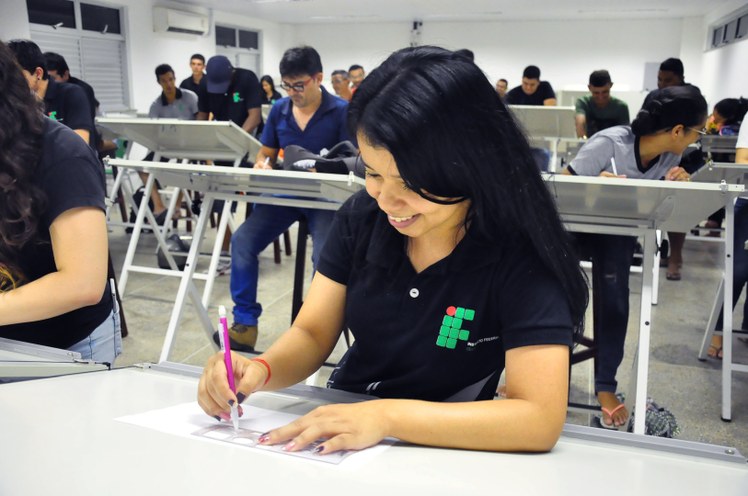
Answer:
[
  {"xmin": 179, "ymin": 53, "xmax": 206, "ymax": 94},
  {"xmin": 645, "ymin": 57, "xmax": 699, "ymax": 281},
  {"xmin": 199, "ymin": 46, "xmax": 588, "ymax": 454},
  {"xmin": 496, "ymin": 78, "xmax": 508, "ymax": 99},
  {"xmin": 143, "ymin": 63, "xmax": 199, "ymax": 224},
  {"xmin": 505, "ymin": 65, "xmax": 556, "ymax": 106},
  {"xmin": 575, "ymin": 70, "xmax": 630, "ymax": 138},
  {"xmin": 9, "ymin": 40, "xmax": 93, "ymax": 146},
  {"xmin": 260, "ymin": 75, "xmax": 282, "ymax": 105},
  {"xmin": 220, "ymin": 46, "xmax": 349, "ymax": 353},
  {"xmin": 564, "ymin": 85, "xmax": 707, "ymax": 428},
  {"xmin": 0, "ymin": 41, "xmax": 120, "ymax": 363},
  {"xmin": 348, "ymin": 64, "xmax": 365, "ymax": 94},
  {"xmin": 330, "ymin": 70, "xmax": 352, "ymax": 101},
  {"xmin": 44, "ymin": 51, "xmax": 98, "ymax": 120},
  {"xmin": 707, "ymin": 110, "xmax": 748, "ymax": 359}
]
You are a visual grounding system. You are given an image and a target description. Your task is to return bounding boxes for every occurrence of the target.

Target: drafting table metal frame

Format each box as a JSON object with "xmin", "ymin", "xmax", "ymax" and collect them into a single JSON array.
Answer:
[
  {"xmin": 544, "ymin": 174, "xmax": 744, "ymax": 434},
  {"xmin": 107, "ymin": 159, "xmax": 365, "ymax": 364},
  {"xmin": 0, "ymin": 366, "xmax": 745, "ymax": 495},
  {"xmin": 508, "ymin": 105, "xmax": 579, "ymax": 170},
  {"xmin": 0, "ymin": 337, "xmax": 108, "ymax": 379},
  {"xmin": 693, "ymin": 161, "xmax": 748, "ymax": 421},
  {"xmin": 99, "ymin": 119, "xmax": 262, "ymax": 312}
]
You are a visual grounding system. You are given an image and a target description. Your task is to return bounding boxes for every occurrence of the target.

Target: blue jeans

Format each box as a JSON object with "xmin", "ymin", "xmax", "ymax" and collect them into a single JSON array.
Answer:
[
  {"xmin": 68, "ymin": 304, "xmax": 122, "ymax": 365},
  {"xmin": 577, "ymin": 233, "xmax": 637, "ymax": 394},
  {"xmin": 230, "ymin": 202, "xmax": 336, "ymax": 326},
  {"xmin": 716, "ymin": 198, "xmax": 748, "ymax": 330}
]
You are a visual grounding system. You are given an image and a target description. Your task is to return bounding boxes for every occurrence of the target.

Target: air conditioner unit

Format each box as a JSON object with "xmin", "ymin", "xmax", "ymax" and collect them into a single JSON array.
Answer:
[{"xmin": 153, "ymin": 7, "xmax": 209, "ymax": 36}]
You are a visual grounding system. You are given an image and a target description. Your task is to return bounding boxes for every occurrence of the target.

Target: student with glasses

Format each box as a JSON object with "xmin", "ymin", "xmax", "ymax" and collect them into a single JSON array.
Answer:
[
  {"xmin": 563, "ymin": 85, "xmax": 708, "ymax": 429},
  {"xmin": 216, "ymin": 46, "xmax": 350, "ymax": 353},
  {"xmin": 198, "ymin": 46, "xmax": 588, "ymax": 454}
]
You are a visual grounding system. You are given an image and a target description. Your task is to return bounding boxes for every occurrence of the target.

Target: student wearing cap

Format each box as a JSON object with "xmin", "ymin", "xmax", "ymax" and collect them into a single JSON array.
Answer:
[
  {"xmin": 0, "ymin": 41, "xmax": 120, "ymax": 363},
  {"xmin": 9, "ymin": 40, "xmax": 94, "ymax": 146},
  {"xmin": 505, "ymin": 65, "xmax": 556, "ymax": 106},
  {"xmin": 196, "ymin": 55, "xmax": 262, "ymax": 136},
  {"xmin": 575, "ymin": 70, "xmax": 630, "ymax": 138},
  {"xmin": 179, "ymin": 53, "xmax": 206, "ymax": 95},
  {"xmin": 218, "ymin": 46, "xmax": 349, "ymax": 353}
]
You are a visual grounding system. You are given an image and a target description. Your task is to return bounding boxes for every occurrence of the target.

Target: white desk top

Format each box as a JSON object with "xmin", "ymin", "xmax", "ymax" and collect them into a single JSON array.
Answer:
[{"xmin": 0, "ymin": 367, "xmax": 745, "ymax": 495}]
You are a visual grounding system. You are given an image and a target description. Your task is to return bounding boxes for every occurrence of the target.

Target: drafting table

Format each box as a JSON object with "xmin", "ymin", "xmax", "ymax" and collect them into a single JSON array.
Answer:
[
  {"xmin": 0, "ymin": 337, "xmax": 108, "ymax": 380},
  {"xmin": 0, "ymin": 366, "xmax": 745, "ymax": 495},
  {"xmin": 692, "ymin": 160, "xmax": 748, "ymax": 421},
  {"xmin": 508, "ymin": 105, "xmax": 578, "ymax": 170},
  {"xmin": 701, "ymin": 135, "xmax": 740, "ymax": 155},
  {"xmin": 107, "ymin": 160, "xmax": 365, "ymax": 364},
  {"xmin": 99, "ymin": 119, "xmax": 263, "ymax": 310},
  {"xmin": 544, "ymin": 174, "xmax": 744, "ymax": 433}
]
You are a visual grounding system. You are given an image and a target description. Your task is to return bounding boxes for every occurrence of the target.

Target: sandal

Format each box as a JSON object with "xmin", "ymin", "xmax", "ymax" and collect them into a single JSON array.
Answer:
[
  {"xmin": 600, "ymin": 403, "xmax": 627, "ymax": 429},
  {"xmin": 707, "ymin": 344, "xmax": 723, "ymax": 360}
]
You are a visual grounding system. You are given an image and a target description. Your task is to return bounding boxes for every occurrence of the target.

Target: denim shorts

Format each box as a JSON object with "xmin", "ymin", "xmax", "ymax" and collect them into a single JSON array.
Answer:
[{"xmin": 68, "ymin": 289, "xmax": 123, "ymax": 365}]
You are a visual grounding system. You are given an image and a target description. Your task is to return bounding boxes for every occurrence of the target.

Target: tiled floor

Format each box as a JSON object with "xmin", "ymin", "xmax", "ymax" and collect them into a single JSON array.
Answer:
[{"xmin": 110, "ymin": 208, "xmax": 748, "ymax": 457}]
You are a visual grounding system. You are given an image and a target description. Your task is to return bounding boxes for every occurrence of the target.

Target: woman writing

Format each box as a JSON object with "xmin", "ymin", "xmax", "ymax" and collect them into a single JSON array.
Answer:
[
  {"xmin": 0, "ymin": 41, "xmax": 121, "ymax": 363},
  {"xmin": 563, "ymin": 85, "xmax": 707, "ymax": 428},
  {"xmin": 199, "ymin": 46, "xmax": 588, "ymax": 453}
]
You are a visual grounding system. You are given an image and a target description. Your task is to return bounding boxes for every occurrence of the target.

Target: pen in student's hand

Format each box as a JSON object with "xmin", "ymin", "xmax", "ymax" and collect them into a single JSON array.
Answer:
[
  {"xmin": 218, "ymin": 305, "xmax": 239, "ymax": 432},
  {"xmin": 263, "ymin": 156, "xmax": 270, "ymax": 168},
  {"xmin": 610, "ymin": 157, "xmax": 619, "ymax": 176}
]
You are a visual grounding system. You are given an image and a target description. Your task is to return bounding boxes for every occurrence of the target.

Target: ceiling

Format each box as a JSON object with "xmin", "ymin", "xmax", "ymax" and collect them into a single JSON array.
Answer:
[{"xmin": 172, "ymin": 0, "xmax": 736, "ymax": 24}]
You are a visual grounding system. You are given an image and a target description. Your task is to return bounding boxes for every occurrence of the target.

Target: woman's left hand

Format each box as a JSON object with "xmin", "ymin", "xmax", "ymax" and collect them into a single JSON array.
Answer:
[
  {"xmin": 665, "ymin": 166, "xmax": 691, "ymax": 182},
  {"xmin": 258, "ymin": 400, "xmax": 391, "ymax": 455}
]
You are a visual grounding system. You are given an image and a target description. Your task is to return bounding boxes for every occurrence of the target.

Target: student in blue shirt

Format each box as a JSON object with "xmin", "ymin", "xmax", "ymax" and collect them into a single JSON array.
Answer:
[{"xmin": 198, "ymin": 46, "xmax": 588, "ymax": 454}]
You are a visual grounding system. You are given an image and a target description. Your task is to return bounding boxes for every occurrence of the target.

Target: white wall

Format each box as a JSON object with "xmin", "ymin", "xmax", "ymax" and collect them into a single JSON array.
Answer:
[
  {"xmin": 0, "ymin": 0, "xmax": 31, "ymax": 40},
  {"xmin": 292, "ymin": 18, "xmax": 685, "ymax": 95},
  {"xmin": 124, "ymin": 0, "xmax": 285, "ymax": 113}
]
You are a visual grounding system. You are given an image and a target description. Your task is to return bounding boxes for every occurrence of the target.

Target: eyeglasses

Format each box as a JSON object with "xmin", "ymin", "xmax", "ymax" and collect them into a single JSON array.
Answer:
[
  {"xmin": 279, "ymin": 78, "xmax": 313, "ymax": 93},
  {"xmin": 689, "ymin": 127, "xmax": 707, "ymax": 136}
]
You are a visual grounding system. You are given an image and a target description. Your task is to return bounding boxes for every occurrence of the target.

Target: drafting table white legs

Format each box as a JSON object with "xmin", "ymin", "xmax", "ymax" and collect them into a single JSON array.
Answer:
[
  {"xmin": 159, "ymin": 193, "xmax": 220, "ymax": 363},
  {"xmin": 698, "ymin": 195, "xmax": 748, "ymax": 421}
]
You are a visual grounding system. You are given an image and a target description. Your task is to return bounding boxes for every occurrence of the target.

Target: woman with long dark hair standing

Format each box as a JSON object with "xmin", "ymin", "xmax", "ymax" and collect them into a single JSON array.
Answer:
[{"xmin": 0, "ymin": 40, "xmax": 120, "ymax": 363}]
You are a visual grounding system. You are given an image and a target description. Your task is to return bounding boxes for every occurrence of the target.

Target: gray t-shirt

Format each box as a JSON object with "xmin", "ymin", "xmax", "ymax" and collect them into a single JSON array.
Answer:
[
  {"xmin": 569, "ymin": 125, "xmax": 681, "ymax": 179},
  {"xmin": 148, "ymin": 88, "xmax": 199, "ymax": 120}
]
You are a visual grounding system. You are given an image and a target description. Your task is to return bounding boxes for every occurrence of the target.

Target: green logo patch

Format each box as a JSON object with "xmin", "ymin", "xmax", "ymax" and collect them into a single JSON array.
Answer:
[
  {"xmin": 48, "ymin": 111, "xmax": 58, "ymax": 120},
  {"xmin": 436, "ymin": 306, "xmax": 475, "ymax": 349},
  {"xmin": 232, "ymin": 92, "xmax": 241, "ymax": 103}
]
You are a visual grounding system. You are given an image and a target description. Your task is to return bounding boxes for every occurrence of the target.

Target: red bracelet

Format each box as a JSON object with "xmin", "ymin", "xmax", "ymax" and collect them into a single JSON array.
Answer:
[{"xmin": 250, "ymin": 358, "xmax": 272, "ymax": 386}]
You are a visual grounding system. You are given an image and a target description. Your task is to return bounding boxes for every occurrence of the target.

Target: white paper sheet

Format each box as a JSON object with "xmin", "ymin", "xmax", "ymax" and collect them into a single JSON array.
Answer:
[{"xmin": 116, "ymin": 401, "xmax": 390, "ymax": 466}]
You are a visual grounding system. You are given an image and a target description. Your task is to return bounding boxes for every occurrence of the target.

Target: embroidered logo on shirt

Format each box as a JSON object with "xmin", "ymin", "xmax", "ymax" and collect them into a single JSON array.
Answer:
[
  {"xmin": 436, "ymin": 306, "xmax": 475, "ymax": 349},
  {"xmin": 232, "ymin": 92, "xmax": 243, "ymax": 103},
  {"xmin": 48, "ymin": 111, "xmax": 58, "ymax": 120}
]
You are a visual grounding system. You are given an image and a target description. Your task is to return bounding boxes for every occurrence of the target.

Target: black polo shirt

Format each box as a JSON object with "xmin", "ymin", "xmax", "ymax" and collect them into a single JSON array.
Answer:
[
  {"xmin": 180, "ymin": 75, "xmax": 205, "ymax": 95},
  {"xmin": 0, "ymin": 119, "xmax": 112, "ymax": 349},
  {"xmin": 505, "ymin": 81, "xmax": 556, "ymax": 106},
  {"xmin": 318, "ymin": 191, "xmax": 574, "ymax": 402},
  {"xmin": 44, "ymin": 78, "xmax": 94, "ymax": 144},
  {"xmin": 197, "ymin": 68, "xmax": 262, "ymax": 127}
]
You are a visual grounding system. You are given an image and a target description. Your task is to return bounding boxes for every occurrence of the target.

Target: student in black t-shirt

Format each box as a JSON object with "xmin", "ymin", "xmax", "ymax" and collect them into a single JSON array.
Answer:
[
  {"xmin": 8, "ymin": 40, "xmax": 94, "ymax": 146},
  {"xmin": 179, "ymin": 53, "xmax": 206, "ymax": 95},
  {"xmin": 198, "ymin": 46, "xmax": 588, "ymax": 454},
  {"xmin": 505, "ymin": 65, "xmax": 557, "ymax": 106},
  {"xmin": 0, "ymin": 41, "xmax": 120, "ymax": 364}
]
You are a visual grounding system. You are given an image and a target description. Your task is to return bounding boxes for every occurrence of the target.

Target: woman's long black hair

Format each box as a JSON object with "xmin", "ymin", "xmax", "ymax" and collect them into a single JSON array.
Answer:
[
  {"xmin": 347, "ymin": 46, "xmax": 588, "ymax": 334},
  {"xmin": 0, "ymin": 40, "xmax": 46, "ymax": 271}
]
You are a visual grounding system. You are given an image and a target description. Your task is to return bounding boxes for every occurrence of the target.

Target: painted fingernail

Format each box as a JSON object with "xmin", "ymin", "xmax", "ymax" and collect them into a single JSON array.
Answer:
[
  {"xmin": 312, "ymin": 445, "xmax": 325, "ymax": 455},
  {"xmin": 238, "ymin": 405, "xmax": 244, "ymax": 417},
  {"xmin": 218, "ymin": 412, "xmax": 231, "ymax": 421},
  {"xmin": 228, "ymin": 399, "xmax": 235, "ymax": 407},
  {"xmin": 236, "ymin": 393, "xmax": 246, "ymax": 404},
  {"xmin": 213, "ymin": 415, "xmax": 221, "ymax": 422},
  {"xmin": 258, "ymin": 433, "xmax": 270, "ymax": 443},
  {"xmin": 282, "ymin": 441, "xmax": 296, "ymax": 451}
]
